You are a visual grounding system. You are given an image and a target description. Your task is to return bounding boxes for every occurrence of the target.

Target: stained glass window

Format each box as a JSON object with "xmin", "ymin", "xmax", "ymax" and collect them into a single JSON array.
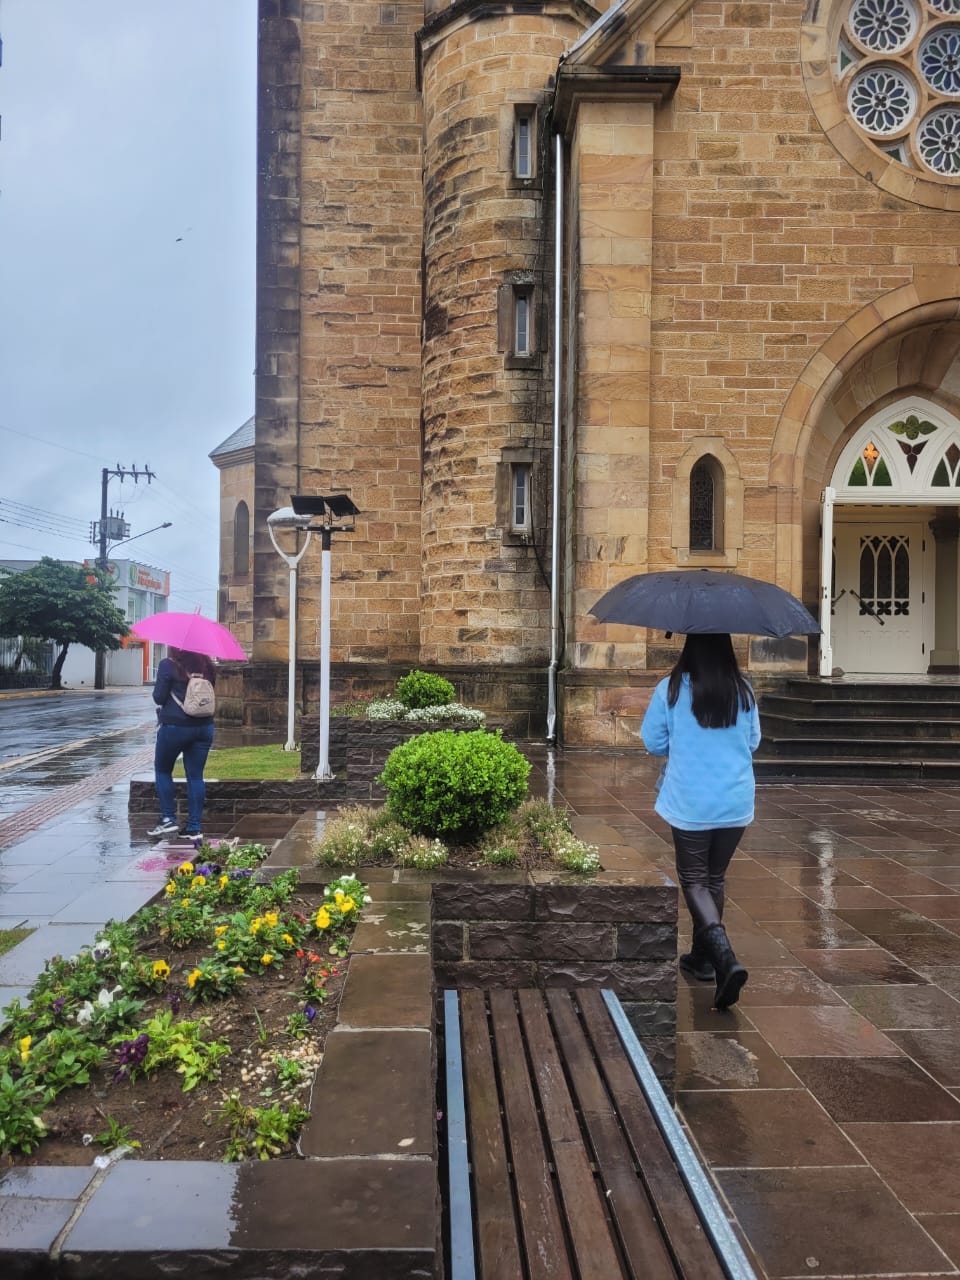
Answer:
[
  {"xmin": 932, "ymin": 440, "xmax": 960, "ymax": 484},
  {"xmin": 850, "ymin": 0, "xmax": 919, "ymax": 52},
  {"xmin": 848, "ymin": 65, "xmax": 917, "ymax": 134},
  {"xmin": 836, "ymin": 2, "xmax": 960, "ymax": 180},
  {"xmin": 848, "ymin": 441, "xmax": 893, "ymax": 485},
  {"xmin": 919, "ymin": 25, "xmax": 960, "ymax": 94}
]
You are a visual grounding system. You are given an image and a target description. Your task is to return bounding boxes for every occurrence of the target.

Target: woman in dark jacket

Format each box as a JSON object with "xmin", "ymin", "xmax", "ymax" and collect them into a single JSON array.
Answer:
[{"xmin": 147, "ymin": 647, "xmax": 216, "ymax": 842}]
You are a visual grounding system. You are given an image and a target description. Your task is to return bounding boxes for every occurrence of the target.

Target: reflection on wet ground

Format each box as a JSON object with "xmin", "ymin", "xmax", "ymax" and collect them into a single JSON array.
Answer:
[{"xmin": 1, "ymin": 735, "xmax": 960, "ymax": 1276}]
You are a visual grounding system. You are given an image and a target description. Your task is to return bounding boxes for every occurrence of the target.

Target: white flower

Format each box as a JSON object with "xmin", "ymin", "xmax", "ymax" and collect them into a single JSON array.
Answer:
[
  {"xmin": 363, "ymin": 894, "xmax": 373, "ymax": 905},
  {"xmin": 96, "ymin": 986, "xmax": 122, "ymax": 1008},
  {"xmin": 76, "ymin": 1002, "xmax": 94, "ymax": 1025}
]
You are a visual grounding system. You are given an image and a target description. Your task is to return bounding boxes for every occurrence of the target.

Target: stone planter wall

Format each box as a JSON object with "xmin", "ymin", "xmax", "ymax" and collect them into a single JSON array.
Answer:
[
  {"xmin": 431, "ymin": 869, "xmax": 678, "ymax": 1093},
  {"xmin": 300, "ymin": 716, "xmax": 482, "ymax": 794}
]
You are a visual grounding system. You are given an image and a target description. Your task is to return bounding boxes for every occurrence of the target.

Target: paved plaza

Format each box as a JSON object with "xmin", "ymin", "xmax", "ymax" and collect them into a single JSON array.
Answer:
[{"xmin": 1, "ymin": 729, "xmax": 960, "ymax": 1276}]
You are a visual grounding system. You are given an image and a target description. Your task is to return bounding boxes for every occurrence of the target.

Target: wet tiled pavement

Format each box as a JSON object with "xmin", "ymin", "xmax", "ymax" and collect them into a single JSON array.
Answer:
[
  {"xmin": 521, "ymin": 746, "xmax": 960, "ymax": 1279},
  {"xmin": 2, "ymin": 731, "xmax": 960, "ymax": 1275}
]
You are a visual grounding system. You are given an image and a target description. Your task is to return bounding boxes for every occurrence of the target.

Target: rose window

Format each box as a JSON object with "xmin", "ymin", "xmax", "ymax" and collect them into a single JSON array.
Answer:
[
  {"xmin": 850, "ymin": 0, "xmax": 918, "ymax": 51},
  {"xmin": 848, "ymin": 65, "xmax": 917, "ymax": 131},
  {"xmin": 919, "ymin": 25, "xmax": 960, "ymax": 92},
  {"xmin": 916, "ymin": 105, "xmax": 960, "ymax": 170},
  {"xmin": 836, "ymin": 1, "xmax": 960, "ymax": 180}
]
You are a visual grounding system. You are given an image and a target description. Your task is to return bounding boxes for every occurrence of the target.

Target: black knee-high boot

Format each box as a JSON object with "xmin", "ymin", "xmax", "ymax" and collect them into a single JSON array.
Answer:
[
  {"xmin": 702, "ymin": 923, "xmax": 748, "ymax": 1010},
  {"xmin": 679, "ymin": 929, "xmax": 715, "ymax": 981}
]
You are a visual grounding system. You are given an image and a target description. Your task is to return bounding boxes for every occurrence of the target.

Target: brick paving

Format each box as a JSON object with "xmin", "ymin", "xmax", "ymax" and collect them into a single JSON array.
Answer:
[{"xmin": 0, "ymin": 745, "xmax": 154, "ymax": 851}]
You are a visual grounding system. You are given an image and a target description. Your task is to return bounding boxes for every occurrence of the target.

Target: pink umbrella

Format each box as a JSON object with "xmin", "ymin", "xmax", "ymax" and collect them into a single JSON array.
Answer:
[{"xmin": 131, "ymin": 612, "xmax": 248, "ymax": 661}]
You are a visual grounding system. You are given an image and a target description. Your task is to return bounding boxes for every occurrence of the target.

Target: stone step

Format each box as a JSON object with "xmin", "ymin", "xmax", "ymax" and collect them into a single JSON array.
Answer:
[
  {"xmin": 760, "ymin": 694, "xmax": 960, "ymax": 720},
  {"xmin": 759, "ymin": 732, "xmax": 960, "ymax": 760},
  {"xmin": 761, "ymin": 713, "xmax": 960, "ymax": 741},
  {"xmin": 754, "ymin": 755, "xmax": 960, "ymax": 781}
]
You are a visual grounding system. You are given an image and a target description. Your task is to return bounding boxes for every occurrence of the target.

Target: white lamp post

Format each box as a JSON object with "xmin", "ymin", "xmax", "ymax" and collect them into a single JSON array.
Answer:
[
  {"xmin": 267, "ymin": 507, "xmax": 314, "ymax": 751},
  {"xmin": 289, "ymin": 493, "xmax": 359, "ymax": 781}
]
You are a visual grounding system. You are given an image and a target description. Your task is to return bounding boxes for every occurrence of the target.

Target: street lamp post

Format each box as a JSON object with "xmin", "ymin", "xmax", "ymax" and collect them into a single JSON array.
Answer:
[
  {"xmin": 267, "ymin": 509, "xmax": 314, "ymax": 752},
  {"xmin": 289, "ymin": 494, "xmax": 359, "ymax": 781}
]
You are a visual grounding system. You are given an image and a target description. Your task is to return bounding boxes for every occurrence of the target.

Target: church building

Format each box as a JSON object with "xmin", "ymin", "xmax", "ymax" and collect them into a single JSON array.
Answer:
[{"xmin": 217, "ymin": 0, "xmax": 960, "ymax": 743}]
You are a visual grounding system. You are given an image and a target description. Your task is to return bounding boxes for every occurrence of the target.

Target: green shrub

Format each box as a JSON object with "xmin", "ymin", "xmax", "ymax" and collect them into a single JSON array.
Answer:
[
  {"xmin": 378, "ymin": 730, "xmax": 530, "ymax": 838},
  {"xmin": 394, "ymin": 670, "xmax": 456, "ymax": 710}
]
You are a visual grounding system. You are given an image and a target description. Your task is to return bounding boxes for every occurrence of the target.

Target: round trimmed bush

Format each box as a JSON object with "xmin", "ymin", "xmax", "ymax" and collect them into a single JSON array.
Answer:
[
  {"xmin": 394, "ymin": 669, "xmax": 456, "ymax": 710},
  {"xmin": 378, "ymin": 729, "xmax": 530, "ymax": 838}
]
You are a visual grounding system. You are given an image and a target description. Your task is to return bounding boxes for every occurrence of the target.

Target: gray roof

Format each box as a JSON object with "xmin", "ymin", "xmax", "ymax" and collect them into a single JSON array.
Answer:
[{"xmin": 210, "ymin": 415, "xmax": 255, "ymax": 459}]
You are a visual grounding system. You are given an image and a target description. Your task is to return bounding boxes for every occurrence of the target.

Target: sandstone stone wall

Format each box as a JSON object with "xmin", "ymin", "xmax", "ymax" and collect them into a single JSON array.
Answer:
[
  {"xmin": 214, "ymin": 456, "xmax": 255, "ymax": 654},
  {"xmin": 418, "ymin": 7, "xmax": 582, "ymax": 669}
]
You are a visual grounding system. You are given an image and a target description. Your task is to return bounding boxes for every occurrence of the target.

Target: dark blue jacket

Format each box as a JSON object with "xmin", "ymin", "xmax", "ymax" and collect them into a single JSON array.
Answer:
[{"xmin": 152, "ymin": 657, "xmax": 214, "ymax": 727}]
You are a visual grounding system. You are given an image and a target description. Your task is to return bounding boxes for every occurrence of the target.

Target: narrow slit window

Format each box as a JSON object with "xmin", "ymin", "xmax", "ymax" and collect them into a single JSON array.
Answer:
[
  {"xmin": 234, "ymin": 500, "xmax": 250, "ymax": 576},
  {"xmin": 514, "ymin": 289, "xmax": 532, "ymax": 355},
  {"xmin": 514, "ymin": 108, "xmax": 535, "ymax": 179},
  {"xmin": 512, "ymin": 464, "xmax": 531, "ymax": 533}
]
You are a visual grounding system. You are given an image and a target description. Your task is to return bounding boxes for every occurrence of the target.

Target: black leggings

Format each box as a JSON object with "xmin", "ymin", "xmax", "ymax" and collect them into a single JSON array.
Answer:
[{"xmin": 670, "ymin": 825, "xmax": 745, "ymax": 934}]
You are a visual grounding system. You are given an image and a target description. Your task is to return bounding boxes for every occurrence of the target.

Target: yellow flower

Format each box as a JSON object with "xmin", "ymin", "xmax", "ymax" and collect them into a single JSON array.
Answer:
[
  {"xmin": 218, "ymin": 875, "xmax": 229, "ymax": 889},
  {"xmin": 152, "ymin": 960, "xmax": 170, "ymax": 980},
  {"xmin": 181, "ymin": 899, "xmax": 191, "ymax": 908},
  {"xmin": 334, "ymin": 890, "xmax": 345, "ymax": 904},
  {"xmin": 263, "ymin": 911, "xmax": 279, "ymax": 928},
  {"xmin": 18, "ymin": 1035, "xmax": 31, "ymax": 1063},
  {"xmin": 177, "ymin": 862, "xmax": 194, "ymax": 875},
  {"xmin": 282, "ymin": 933, "xmax": 294, "ymax": 946},
  {"xmin": 164, "ymin": 882, "xmax": 176, "ymax": 896},
  {"xmin": 187, "ymin": 968, "xmax": 202, "ymax": 989},
  {"xmin": 315, "ymin": 907, "xmax": 331, "ymax": 930},
  {"xmin": 234, "ymin": 966, "xmax": 245, "ymax": 974},
  {"xmin": 191, "ymin": 875, "xmax": 207, "ymax": 888},
  {"xmin": 261, "ymin": 953, "xmax": 274, "ymax": 965},
  {"xmin": 341, "ymin": 896, "xmax": 356, "ymax": 913},
  {"xmin": 214, "ymin": 925, "xmax": 228, "ymax": 937},
  {"xmin": 249, "ymin": 917, "xmax": 262, "ymax": 934},
  {"xmin": 217, "ymin": 941, "xmax": 227, "ymax": 951}
]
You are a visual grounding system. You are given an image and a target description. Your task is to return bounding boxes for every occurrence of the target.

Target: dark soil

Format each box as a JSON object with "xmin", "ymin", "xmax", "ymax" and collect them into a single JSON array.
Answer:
[{"xmin": 4, "ymin": 889, "xmax": 347, "ymax": 1168}]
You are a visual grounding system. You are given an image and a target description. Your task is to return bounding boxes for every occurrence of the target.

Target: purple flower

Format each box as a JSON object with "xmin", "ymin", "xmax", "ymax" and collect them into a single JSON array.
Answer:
[
  {"xmin": 167, "ymin": 989, "xmax": 182, "ymax": 1014},
  {"xmin": 51, "ymin": 996, "xmax": 66, "ymax": 1020},
  {"xmin": 113, "ymin": 1032, "xmax": 150, "ymax": 1083},
  {"xmin": 304, "ymin": 1004, "xmax": 317, "ymax": 1022},
  {"xmin": 229, "ymin": 868, "xmax": 254, "ymax": 881},
  {"xmin": 196, "ymin": 863, "xmax": 220, "ymax": 878}
]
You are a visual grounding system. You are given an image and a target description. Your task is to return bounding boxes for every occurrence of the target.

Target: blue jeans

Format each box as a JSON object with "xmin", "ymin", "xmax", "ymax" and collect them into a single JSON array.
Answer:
[{"xmin": 155, "ymin": 722, "xmax": 214, "ymax": 832}]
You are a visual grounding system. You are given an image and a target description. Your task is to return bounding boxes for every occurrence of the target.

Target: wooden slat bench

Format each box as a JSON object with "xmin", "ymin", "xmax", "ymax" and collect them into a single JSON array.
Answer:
[{"xmin": 442, "ymin": 987, "xmax": 756, "ymax": 1280}]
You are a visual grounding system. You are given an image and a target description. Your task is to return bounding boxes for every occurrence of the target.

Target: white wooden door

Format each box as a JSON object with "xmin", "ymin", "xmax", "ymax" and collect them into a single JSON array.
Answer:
[{"xmin": 832, "ymin": 523, "xmax": 926, "ymax": 674}]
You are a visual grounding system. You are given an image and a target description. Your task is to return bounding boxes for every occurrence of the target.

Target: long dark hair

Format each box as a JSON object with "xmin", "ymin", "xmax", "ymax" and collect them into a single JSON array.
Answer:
[
  {"xmin": 666, "ymin": 633, "xmax": 754, "ymax": 728},
  {"xmin": 168, "ymin": 648, "xmax": 217, "ymax": 685}
]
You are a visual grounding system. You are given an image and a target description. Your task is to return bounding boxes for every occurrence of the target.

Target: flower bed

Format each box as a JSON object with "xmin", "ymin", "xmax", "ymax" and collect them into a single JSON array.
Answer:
[{"xmin": 0, "ymin": 841, "xmax": 368, "ymax": 1165}]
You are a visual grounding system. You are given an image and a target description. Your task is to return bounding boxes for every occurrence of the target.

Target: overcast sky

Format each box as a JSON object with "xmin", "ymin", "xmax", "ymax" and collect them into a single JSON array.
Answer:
[{"xmin": 0, "ymin": 0, "xmax": 257, "ymax": 615}]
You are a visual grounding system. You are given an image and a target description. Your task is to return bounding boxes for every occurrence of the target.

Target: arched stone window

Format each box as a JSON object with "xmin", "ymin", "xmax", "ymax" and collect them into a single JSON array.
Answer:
[
  {"xmin": 672, "ymin": 438, "xmax": 744, "ymax": 567},
  {"xmin": 689, "ymin": 455, "xmax": 724, "ymax": 551},
  {"xmin": 233, "ymin": 501, "xmax": 250, "ymax": 577}
]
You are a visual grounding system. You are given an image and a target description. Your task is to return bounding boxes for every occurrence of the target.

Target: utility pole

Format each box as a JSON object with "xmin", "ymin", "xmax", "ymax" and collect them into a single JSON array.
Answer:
[{"xmin": 93, "ymin": 464, "xmax": 156, "ymax": 689}]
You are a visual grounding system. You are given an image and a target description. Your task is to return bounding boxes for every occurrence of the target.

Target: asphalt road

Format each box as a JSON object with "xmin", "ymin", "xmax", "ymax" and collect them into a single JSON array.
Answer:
[
  {"xmin": 0, "ymin": 688, "xmax": 156, "ymax": 765},
  {"xmin": 0, "ymin": 689, "xmax": 157, "ymax": 817}
]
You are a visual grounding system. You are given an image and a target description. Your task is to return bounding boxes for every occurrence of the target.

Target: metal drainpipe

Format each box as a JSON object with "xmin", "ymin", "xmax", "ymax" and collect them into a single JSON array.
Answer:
[{"xmin": 546, "ymin": 130, "xmax": 564, "ymax": 742}]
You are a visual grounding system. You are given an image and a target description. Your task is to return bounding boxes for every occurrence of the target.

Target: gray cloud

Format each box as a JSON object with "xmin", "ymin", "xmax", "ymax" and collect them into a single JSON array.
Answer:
[{"xmin": 0, "ymin": 0, "xmax": 256, "ymax": 613}]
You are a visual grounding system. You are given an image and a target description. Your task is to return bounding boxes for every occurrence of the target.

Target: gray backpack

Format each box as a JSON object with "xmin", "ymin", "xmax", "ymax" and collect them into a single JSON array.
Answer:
[{"xmin": 172, "ymin": 673, "xmax": 216, "ymax": 717}]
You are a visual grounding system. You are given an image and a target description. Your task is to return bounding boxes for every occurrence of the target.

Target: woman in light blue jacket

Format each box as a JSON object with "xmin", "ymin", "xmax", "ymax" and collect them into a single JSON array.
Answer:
[{"xmin": 641, "ymin": 633, "xmax": 760, "ymax": 1009}]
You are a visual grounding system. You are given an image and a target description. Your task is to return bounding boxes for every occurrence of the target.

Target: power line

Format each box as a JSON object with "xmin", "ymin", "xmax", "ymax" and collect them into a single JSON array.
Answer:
[
  {"xmin": 0, "ymin": 422, "xmax": 110, "ymax": 463},
  {"xmin": 0, "ymin": 497, "xmax": 88, "ymax": 537}
]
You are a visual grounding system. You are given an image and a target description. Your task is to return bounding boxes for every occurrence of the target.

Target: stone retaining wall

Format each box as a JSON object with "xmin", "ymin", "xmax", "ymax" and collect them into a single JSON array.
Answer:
[{"xmin": 301, "ymin": 715, "xmax": 481, "ymax": 787}]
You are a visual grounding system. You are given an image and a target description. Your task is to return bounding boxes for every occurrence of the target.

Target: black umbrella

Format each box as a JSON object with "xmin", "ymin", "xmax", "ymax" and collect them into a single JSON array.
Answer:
[{"xmin": 590, "ymin": 569, "xmax": 821, "ymax": 638}]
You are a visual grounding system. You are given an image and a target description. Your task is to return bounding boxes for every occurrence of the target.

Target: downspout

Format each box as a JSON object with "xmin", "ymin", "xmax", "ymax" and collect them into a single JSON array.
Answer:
[
  {"xmin": 546, "ymin": 130, "xmax": 564, "ymax": 742},
  {"xmin": 819, "ymin": 486, "xmax": 836, "ymax": 676}
]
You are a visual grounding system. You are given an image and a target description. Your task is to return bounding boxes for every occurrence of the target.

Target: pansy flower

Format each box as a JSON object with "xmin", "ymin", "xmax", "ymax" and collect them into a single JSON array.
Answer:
[{"xmin": 152, "ymin": 960, "xmax": 170, "ymax": 980}]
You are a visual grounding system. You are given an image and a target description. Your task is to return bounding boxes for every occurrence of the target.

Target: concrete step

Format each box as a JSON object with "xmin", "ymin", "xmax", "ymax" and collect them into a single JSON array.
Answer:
[{"xmin": 754, "ymin": 755, "xmax": 960, "ymax": 781}]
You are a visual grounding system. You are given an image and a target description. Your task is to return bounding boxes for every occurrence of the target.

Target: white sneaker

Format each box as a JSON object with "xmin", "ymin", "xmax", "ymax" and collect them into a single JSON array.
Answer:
[
  {"xmin": 147, "ymin": 819, "xmax": 179, "ymax": 839},
  {"xmin": 179, "ymin": 830, "xmax": 204, "ymax": 844}
]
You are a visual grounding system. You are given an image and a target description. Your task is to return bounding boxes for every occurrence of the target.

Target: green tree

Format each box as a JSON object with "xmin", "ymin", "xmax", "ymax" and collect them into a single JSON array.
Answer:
[{"xmin": 0, "ymin": 558, "xmax": 129, "ymax": 689}]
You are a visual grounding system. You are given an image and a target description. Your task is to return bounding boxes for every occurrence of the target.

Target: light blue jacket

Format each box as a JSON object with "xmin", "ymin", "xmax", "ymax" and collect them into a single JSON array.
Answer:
[{"xmin": 641, "ymin": 673, "xmax": 761, "ymax": 831}]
